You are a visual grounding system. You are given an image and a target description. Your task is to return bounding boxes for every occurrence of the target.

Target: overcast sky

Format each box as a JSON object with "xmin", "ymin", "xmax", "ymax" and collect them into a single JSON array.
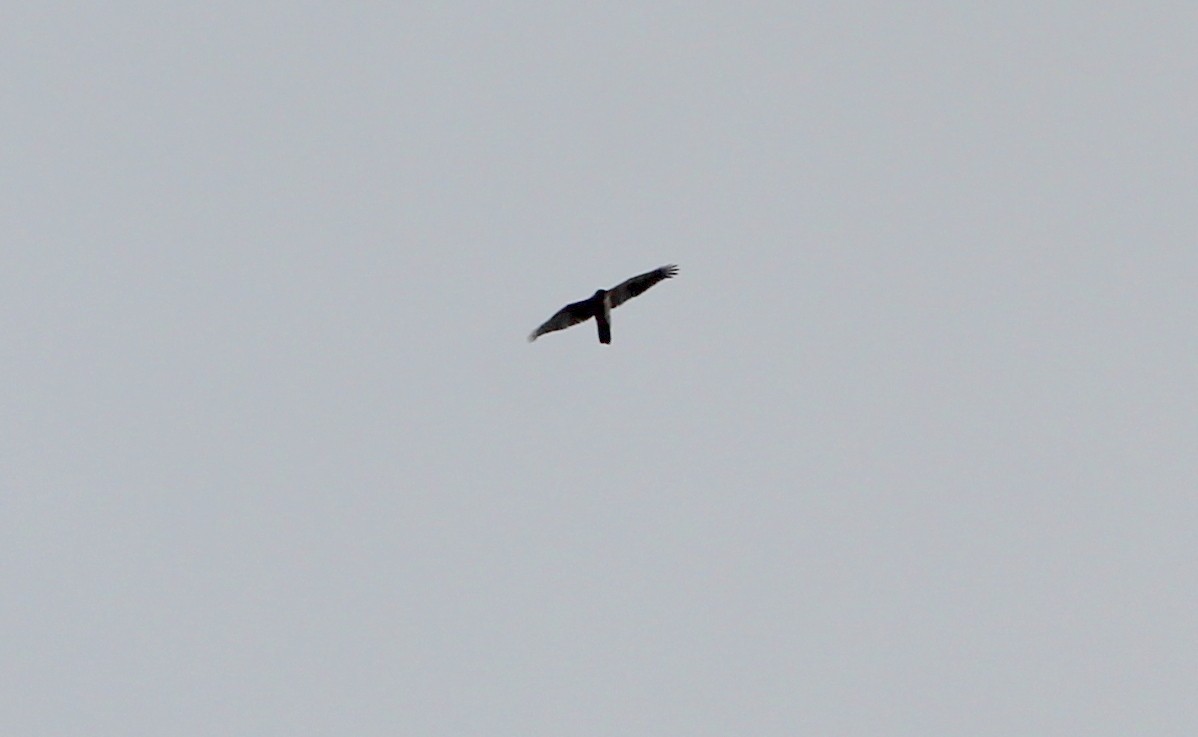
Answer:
[{"xmin": 4, "ymin": 3, "xmax": 1196, "ymax": 735}]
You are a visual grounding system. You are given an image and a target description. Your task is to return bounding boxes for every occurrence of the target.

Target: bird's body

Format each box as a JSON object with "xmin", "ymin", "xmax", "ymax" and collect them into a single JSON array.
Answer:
[
  {"xmin": 593, "ymin": 290, "xmax": 612, "ymax": 344},
  {"xmin": 528, "ymin": 265, "xmax": 678, "ymax": 344}
]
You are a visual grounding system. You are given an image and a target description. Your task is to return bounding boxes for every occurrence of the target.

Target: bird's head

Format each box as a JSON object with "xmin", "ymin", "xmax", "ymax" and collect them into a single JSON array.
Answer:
[{"xmin": 592, "ymin": 288, "xmax": 606, "ymax": 300}]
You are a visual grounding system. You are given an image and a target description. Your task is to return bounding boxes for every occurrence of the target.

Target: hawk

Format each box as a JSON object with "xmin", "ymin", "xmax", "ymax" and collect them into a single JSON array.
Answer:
[{"xmin": 528, "ymin": 264, "xmax": 679, "ymax": 344}]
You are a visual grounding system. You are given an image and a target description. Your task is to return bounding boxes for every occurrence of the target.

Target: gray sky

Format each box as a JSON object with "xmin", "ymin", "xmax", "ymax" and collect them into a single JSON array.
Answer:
[{"xmin": 4, "ymin": 3, "xmax": 1196, "ymax": 735}]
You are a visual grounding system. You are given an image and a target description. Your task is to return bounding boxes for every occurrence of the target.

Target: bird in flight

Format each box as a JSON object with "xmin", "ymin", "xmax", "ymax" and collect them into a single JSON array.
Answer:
[{"xmin": 528, "ymin": 264, "xmax": 679, "ymax": 344}]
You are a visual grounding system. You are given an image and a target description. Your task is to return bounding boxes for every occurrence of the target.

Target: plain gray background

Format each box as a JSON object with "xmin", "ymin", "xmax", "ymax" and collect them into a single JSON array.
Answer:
[{"xmin": 4, "ymin": 3, "xmax": 1196, "ymax": 735}]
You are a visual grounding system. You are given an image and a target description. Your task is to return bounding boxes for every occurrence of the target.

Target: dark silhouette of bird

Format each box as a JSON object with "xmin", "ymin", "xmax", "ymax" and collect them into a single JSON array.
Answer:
[{"xmin": 528, "ymin": 264, "xmax": 679, "ymax": 344}]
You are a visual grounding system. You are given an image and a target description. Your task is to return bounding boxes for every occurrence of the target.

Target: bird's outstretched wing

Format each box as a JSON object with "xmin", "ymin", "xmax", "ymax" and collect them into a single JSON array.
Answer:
[
  {"xmin": 607, "ymin": 264, "xmax": 679, "ymax": 309},
  {"xmin": 528, "ymin": 299, "xmax": 595, "ymax": 342}
]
